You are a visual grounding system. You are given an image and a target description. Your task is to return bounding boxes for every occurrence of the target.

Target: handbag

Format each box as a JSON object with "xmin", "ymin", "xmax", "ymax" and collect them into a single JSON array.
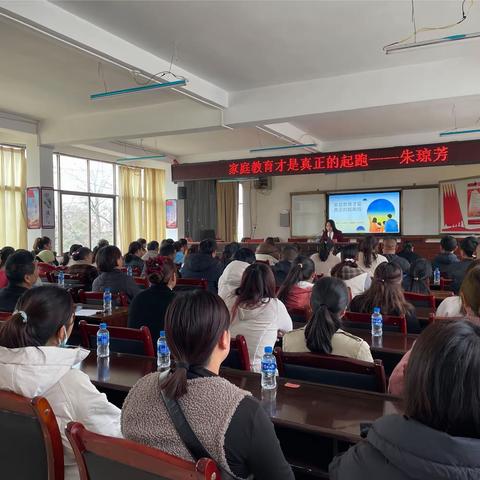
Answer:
[{"xmin": 160, "ymin": 387, "xmax": 237, "ymax": 480}]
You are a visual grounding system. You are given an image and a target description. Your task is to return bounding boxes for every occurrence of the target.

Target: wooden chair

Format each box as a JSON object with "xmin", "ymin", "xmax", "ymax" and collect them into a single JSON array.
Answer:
[
  {"xmin": 174, "ymin": 278, "xmax": 208, "ymax": 292},
  {"xmin": 0, "ymin": 311, "xmax": 11, "ymax": 320},
  {"xmin": 287, "ymin": 306, "xmax": 312, "ymax": 324},
  {"xmin": 0, "ymin": 391, "xmax": 64, "ymax": 479},
  {"xmin": 222, "ymin": 335, "xmax": 250, "ymax": 371},
  {"xmin": 46, "ymin": 271, "xmax": 83, "ymax": 286},
  {"xmin": 404, "ymin": 292, "xmax": 436, "ymax": 312},
  {"xmin": 66, "ymin": 422, "xmax": 221, "ymax": 480},
  {"xmin": 119, "ymin": 266, "xmax": 142, "ymax": 277},
  {"xmin": 440, "ymin": 277, "xmax": 453, "ymax": 290},
  {"xmin": 134, "ymin": 277, "xmax": 149, "ymax": 289},
  {"xmin": 37, "ymin": 263, "xmax": 58, "ymax": 280},
  {"xmin": 274, "ymin": 348, "xmax": 387, "ymax": 393},
  {"xmin": 78, "ymin": 290, "xmax": 129, "ymax": 307},
  {"xmin": 78, "ymin": 320, "xmax": 155, "ymax": 357},
  {"xmin": 343, "ymin": 311, "xmax": 408, "ymax": 335}
]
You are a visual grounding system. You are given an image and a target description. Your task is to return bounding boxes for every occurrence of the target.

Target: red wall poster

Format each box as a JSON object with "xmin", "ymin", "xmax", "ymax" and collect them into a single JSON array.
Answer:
[{"xmin": 166, "ymin": 199, "xmax": 177, "ymax": 229}]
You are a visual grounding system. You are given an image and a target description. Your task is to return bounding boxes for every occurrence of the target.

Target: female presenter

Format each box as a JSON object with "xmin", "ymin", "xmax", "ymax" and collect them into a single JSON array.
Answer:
[{"xmin": 320, "ymin": 219, "xmax": 345, "ymax": 242}]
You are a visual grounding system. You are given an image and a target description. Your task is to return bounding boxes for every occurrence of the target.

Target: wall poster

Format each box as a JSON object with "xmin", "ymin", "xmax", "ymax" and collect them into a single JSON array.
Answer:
[
  {"xmin": 166, "ymin": 199, "xmax": 177, "ymax": 229},
  {"xmin": 26, "ymin": 187, "xmax": 41, "ymax": 229}
]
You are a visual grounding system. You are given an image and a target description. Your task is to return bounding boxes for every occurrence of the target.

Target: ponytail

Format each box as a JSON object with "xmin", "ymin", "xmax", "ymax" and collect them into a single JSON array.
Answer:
[
  {"xmin": 160, "ymin": 362, "xmax": 189, "ymax": 400},
  {"xmin": 277, "ymin": 255, "xmax": 315, "ymax": 304},
  {"xmin": 304, "ymin": 304, "xmax": 342, "ymax": 353},
  {"xmin": 318, "ymin": 240, "xmax": 334, "ymax": 262}
]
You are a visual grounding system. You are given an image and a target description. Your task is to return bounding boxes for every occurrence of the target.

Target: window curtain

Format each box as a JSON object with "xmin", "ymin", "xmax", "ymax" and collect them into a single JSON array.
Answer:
[
  {"xmin": 0, "ymin": 146, "xmax": 27, "ymax": 249},
  {"xmin": 216, "ymin": 182, "xmax": 238, "ymax": 242},
  {"xmin": 118, "ymin": 165, "xmax": 166, "ymax": 252},
  {"xmin": 184, "ymin": 180, "xmax": 217, "ymax": 241}
]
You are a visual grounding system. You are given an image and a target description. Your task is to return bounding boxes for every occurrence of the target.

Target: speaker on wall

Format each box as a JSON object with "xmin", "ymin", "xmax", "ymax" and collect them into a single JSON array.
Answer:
[{"xmin": 178, "ymin": 186, "xmax": 186, "ymax": 200}]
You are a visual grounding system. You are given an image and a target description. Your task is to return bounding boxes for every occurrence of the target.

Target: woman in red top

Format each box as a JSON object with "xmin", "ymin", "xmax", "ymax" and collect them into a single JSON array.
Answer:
[
  {"xmin": 0, "ymin": 247, "xmax": 14, "ymax": 289},
  {"xmin": 277, "ymin": 255, "xmax": 315, "ymax": 310},
  {"xmin": 320, "ymin": 219, "xmax": 345, "ymax": 243}
]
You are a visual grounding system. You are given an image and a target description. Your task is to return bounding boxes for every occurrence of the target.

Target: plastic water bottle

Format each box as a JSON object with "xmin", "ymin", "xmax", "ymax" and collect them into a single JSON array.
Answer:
[
  {"xmin": 433, "ymin": 267, "xmax": 441, "ymax": 286},
  {"xmin": 103, "ymin": 288, "xmax": 112, "ymax": 314},
  {"xmin": 261, "ymin": 346, "xmax": 277, "ymax": 390},
  {"xmin": 97, "ymin": 323, "xmax": 110, "ymax": 358},
  {"xmin": 97, "ymin": 356, "xmax": 110, "ymax": 382},
  {"xmin": 371, "ymin": 307, "xmax": 383, "ymax": 337},
  {"xmin": 126, "ymin": 266, "xmax": 133, "ymax": 277},
  {"xmin": 57, "ymin": 271, "xmax": 65, "ymax": 288},
  {"xmin": 157, "ymin": 331, "xmax": 171, "ymax": 369}
]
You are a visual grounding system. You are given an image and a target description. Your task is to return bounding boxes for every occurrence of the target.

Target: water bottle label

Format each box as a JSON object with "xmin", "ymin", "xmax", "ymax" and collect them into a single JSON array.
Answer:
[
  {"xmin": 98, "ymin": 333, "xmax": 109, "ymax": 346},
  {"xmin": 158, "ymin": 341, "xmax": 169, "ymax": 355},
  {"xmin": 261, "ymin": 360, "xmax": 276, "ymax": 374}
]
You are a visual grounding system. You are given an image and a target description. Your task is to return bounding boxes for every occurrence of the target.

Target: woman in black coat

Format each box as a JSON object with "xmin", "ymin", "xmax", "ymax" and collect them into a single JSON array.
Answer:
[{"xmin": 329, "ymin": 319, "xmax": 480, "ymax": 480}]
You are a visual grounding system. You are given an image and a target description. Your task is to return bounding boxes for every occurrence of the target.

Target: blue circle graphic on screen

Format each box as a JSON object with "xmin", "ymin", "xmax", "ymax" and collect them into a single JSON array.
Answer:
[
  {"xmin": 367, "ymin": 199, "xmax": 395, "ymax": 217},
  {"xmin": 356, "ymin": 226, "xmax": 366, "ymax": 231}
]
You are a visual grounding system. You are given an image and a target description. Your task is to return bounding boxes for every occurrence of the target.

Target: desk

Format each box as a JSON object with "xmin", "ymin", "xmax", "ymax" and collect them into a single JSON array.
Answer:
[
  {"xmin": 75, "ymin": 305, "xmax": 129, "ymax": 327},
  {"xmin": 80, "ymin": 351, "xmax": 403, "ymax": 478},
  {"xmin": 348, "ymin": 329, "xmax": 416, "ymax": 356}
]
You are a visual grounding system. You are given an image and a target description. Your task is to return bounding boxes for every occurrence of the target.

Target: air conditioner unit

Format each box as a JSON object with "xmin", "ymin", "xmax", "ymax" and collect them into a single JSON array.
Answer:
[{"xmin": 254, "ymin": 177, "xmax": 272, "ymax": 190}]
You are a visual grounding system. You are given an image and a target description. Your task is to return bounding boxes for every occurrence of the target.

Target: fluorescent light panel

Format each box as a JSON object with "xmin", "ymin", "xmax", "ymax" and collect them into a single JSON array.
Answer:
[
  {"xmin": 117, "ymin": 154, "xmax": 166, "ymax": 162},
  {"xmin": 385, "ymin": 32, "xmax": 480, "ymax": 54},
  {"xmin": 90, "ymin": 79, "xmax": 186, "ymax": 100},
  {"xmin": 249, "ymin": 143, "xmax": 317, "ymax": 153},
  {"xmin": 439, "ymin": 128, "xmax": 480, "ymax": 137}
]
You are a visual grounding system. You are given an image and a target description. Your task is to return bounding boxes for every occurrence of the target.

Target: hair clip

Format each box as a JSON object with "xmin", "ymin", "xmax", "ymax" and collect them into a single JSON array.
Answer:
[
  {"xmin": 413, "ymin": 277, "xmax": 419, "ymax": 281},
  {"xmin": 14, "ymin": 310, "xmax": 28, "ymax": 324},
  {"xmin": 298, "ymin": 263, "xmax": 303, "ymax": 269}
]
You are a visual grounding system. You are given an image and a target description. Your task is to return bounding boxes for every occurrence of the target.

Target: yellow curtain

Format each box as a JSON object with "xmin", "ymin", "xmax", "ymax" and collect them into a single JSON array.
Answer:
[
  {"xmin": 0, "ymin": 146, "xmax": 27, "ymax": 249},
  {"xmin": 118, "ymin": 165, "xmax": 166, "ymax": 252},
  {"xmin": 216, "ymin": 181, "xmax": 238, "ymax": 242}
]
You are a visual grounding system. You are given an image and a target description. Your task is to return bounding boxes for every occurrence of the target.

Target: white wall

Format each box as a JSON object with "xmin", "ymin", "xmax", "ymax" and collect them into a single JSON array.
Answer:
[{"xmin": 248, "ymin": 163, "xmax": 480, "ymax": 240}]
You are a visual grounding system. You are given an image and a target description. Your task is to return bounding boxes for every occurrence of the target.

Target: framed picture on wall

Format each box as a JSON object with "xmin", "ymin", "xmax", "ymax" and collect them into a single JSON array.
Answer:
[
  {"xmin": 41, "ymin": 187, "xmax": 55, "ymax": 229},
  {"xmin": 166, "ymin": 199, "xmax": 177, "ymax": 229},
  {"xmin": 26, "ymin": 187, "xmax": 41, "ymax": 229}
]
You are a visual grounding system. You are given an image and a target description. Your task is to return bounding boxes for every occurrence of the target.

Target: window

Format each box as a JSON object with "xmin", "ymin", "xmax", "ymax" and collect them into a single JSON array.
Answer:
[
  {"xmin": 237, "ymin": 183, "xmax": 244, "ymax": 242},
  {"xmin": 53, "ymin": 154, "xmax": 117, "ymax": 253}
]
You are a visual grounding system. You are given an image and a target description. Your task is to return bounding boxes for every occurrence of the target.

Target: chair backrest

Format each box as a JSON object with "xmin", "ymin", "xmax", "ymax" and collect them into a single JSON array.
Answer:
[
  {"xmin": 37, "ymin": 263, "xmax": 58, "ymax": 278},
  {"xmin": 119, "ymin": 266, "xmax": 142, "ymax": 277},
  {"xmin": 78, "ymin": 320, "xmax": 155, "ymax": 357},
  {"xmin": 343, "ymin": 311, "xmax": 408, "ymax": 335},
  {"xmin": 287, "ymin": 306, "xmax": 312, "ymax": 324},
  {"xmin": 174, "ymin": 278, "xmax": 208, "ymax": 292},
  {"xmin": 440, "ymin": 277, "xmax": 453, "ymax": 290},
  {"xmin": 47, "ymin": 271, "xmax": 83, "ymax": 286},
  {"xmin": 404, "ymin": 292, "xmax": 436, "ymax": 311},
  {"xmin": 274, "ymin": 348, "xmax": 386, "ymax": 393},
  {"xmin": 222, "ymin": 335, "xmax": 250, "ymax": 371},
  {"xmin": 78, "ymin": 290, "xmax": 129, "ymax": 307},
  {"xmin": 0, "ymin": 391, "xmax": 64, "ymax": 479},
  {"xmin": 66, "ymin": 422, "xmax": 221, "ymax": 480},
  {"xmin": 134, "ymin": 277, "xmax": 149, "ymax": 289},
  {"xmin": 0, "ymin": 311, "xmax": 11, "ymax": 320}
]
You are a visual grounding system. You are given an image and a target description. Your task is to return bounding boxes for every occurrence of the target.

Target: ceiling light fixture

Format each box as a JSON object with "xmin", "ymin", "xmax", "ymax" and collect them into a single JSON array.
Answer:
[
  {"xmin": 249, "ymin": 143, "xmax": 317, "ymax": 153},
  {"xmin": 385, "ymin": 32, "xmax": 480, "ymax": 54},
  {"xmin": 90, "ymin": 79, "xmax": 186, "ymax": 100},
  {"xmin": 439, "ymin": 128, "xmax": 480, "ymax": 137},
  {"xmin": 116, "ymin": 154, "xmax": 166, "ymax": 163}
]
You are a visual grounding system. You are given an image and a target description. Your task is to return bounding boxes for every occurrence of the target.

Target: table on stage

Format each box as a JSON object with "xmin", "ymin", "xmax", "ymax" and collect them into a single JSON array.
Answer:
[{"xmin": 80, "ymin": 351, "xmax": 402, "ymax": 479}]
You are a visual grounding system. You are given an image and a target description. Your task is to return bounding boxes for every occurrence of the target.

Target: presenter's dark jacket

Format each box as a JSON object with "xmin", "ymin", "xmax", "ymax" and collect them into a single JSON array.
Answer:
[
  {"xmin": 320, "ymin": 230, "xmax": 345, "ymax": 242},
  {"xmin": 329, "ymin": 414, "xmax": 480, "ymax": 480}
]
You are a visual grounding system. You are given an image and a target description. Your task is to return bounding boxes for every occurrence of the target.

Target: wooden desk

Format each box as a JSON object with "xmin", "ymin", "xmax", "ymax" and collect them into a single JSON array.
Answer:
[
  {"xmin": 348, "ymin": 329, "xmax": 416, "ymax": 356},
  {"xmin": 75, "ymin": 305, "xmax": 129, "ymax": 327},
  {"xmin": 80, "ymin": 351, "xmax": 403, "ymax": 478}
]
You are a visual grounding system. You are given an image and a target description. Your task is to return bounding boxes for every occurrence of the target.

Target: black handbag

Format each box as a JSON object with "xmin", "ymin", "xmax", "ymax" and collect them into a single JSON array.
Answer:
[{"xmin": 160, "ymin": 388, "xmax": 237, "ymax": 480}]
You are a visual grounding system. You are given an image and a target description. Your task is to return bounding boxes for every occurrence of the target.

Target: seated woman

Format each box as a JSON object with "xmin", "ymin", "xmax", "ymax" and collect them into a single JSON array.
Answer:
[
  {"xmin": 0, "ymin": 246, "xmax": 14, "ymax": 289},
  {"xmin": 33, "ymin": 236, "xmax": 58, "ymax": 266},
  {"xmin": 330, "ymin": 320, "xmax": 480, "ymax": 479},
  {"xmin": 402, "ymin": 258, "xmax": 432, "ymax": 295},
  {"xmin": 356, "ymin": 235, "xmax": 387, "ymax": 276},
  {"xmin": 218, "ymin": 247, "xmax": 256, "ymax": 301},
  {"xmin": 61, "ymin": 244, "xmax": 82, "ymax": 267},
  {"xmin": 397, "ymin": 241, "xmax": 420, "ymax": 264},
  {"xmin": 92, "ymin": 245, "xmax": 141, "ymax": 302},
  {"xmin": 255, "ymin": 237, "xmax": 280, "ymax": 265},
  {"xmin": 331, "ymin": 244, "xmax": 370, "ymax": 298},
  {"xmin": 349, "ymin": 262, "xmax": 421, "ymax": 333},
  {"xmin": 121, "ymin": 290, "xmax": 294, "ymax": 480},
  {"xmin": 92, "ymin": 239, "xmax": 109, "ymax": 265},
  {"xmin": 310, "ymin": 239, "xmax": 340, "ymax": 277},
  {"xmin": 128, "ymin": 256, "xmax": 176, "ymax": 347},
  {"xmin": 123, "ymin": 241, "xmax": 145, "ymax": 272},
  {"xmin": 0, "ymin": 286, "xmax": 121, "ymax": 480},
  {"xmin": 277, "ymin": 255, "xmax": 316, "ymax": 310},
  {"xmin": 221, "ymin": 242, "xmax": 240, "ymax": 269},
  {"xmin": 225, "ymin": 263, "xmax": 293, "ymax": 371},
  {"xmin": 283, "ymin": 277, "xmax": 373, "ymax": 362},
  {"xmin": 389, "ymin": 265, "xmax": 480, "ymax": 396},
  {"xmin": 67, "ymin": 247, "xmax": 98, "ymax": 291}
]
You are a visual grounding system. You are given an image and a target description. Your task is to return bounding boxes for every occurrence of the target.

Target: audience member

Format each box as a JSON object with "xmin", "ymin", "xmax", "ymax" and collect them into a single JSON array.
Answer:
[
  {"xmin": 402, "ymin": 258, "xmax": 432, "ymax": 295},
  {"xmin": 382, "ymin": 237, "xmax": 410, "ymax": 273},
  {"xmin": 283, "ymin": 277, "xmax": 373, "ymax": 362},
  {"xmin": 330, "ymin": 320, "xmax": 480, "ymax": 479},
  {"xmin": 124, "ymin": 241, "xmax": 145, "ymax": 272},
  {"xmin": 310, "ymin": 239, "xmax": 340, "ymax": 277},
  {"xmin": 319, "ymin": 219, "xmax": 344, "ymax": 242},
  {"xmin": 221, "ymin": 241, "xmax": 240, "ymax": 268},
  {"xmin": 128, "ymin": 256, "xmax": 176, "ymax": 347},
  {"xmin": 349, "ymin": 262, "xmax": 420, "ymax": 333},
  {"xmin": 61, "ymin": 243, "xmax": 82, "ymax": 267},
  {"xmin": 121, "ymin": 289, "xmax": 294, "ymax": 480},
  {"xmin": 218, "ymin": 247, "xmax": 256, "ymax": 300},
  {"xmin": 174, "ymin": 238, "xmax": 188, "ymax": 265},
  {"xmin": 159, "ymin": 243, "xmax": 176, "ymax": 261},
  {"xmin": 181, "ymin": 238, "xmax": 223, "ymax": 292},
  {"xmin": 357, "ymin": 235, "xmax": 387, "ymax": 276},
  {"xmin": 277, "ymin": 255, "xmax": 315, "ymax": 310},
  {"xmin": 136, "ymin": 238, "xmax": 147, "ymax": 256},
  {"xmin": 92, "ymin": 246, "xmax": 141, "ymax": 302},
  {"xmin": 0, "ymin": 246, "xmax": 14, "ymax": 289},
  {"xmin": 255, "ymin": 238, "xmax": 280, "ymax": 265},
  {"xmin": 0, "ymin": 250, "xmax": 38, "ymax": 312},
  {"xmin": 160, "ymin": 238, "xmax": 175, "ymax": 248},
  {"xmin": 397, "ymin": 241, "xmax": 420, "ymax": 264},
  {"xmin": 67, "ymin": 247, "xmax": 98, "ymax": 291},
  {"xmin": 32, "ymin": 236, "xmax": 52, "ymax": 256},
  {"xmin": 92, "ymin": 239, "xmax": 109, "ymax": 265},
  {"xmin": 0, "ymin": 286, "xmax": 121, "ymax": 480},
  {"xmin": 445, "ymin": 236, "xmax": 478, "ymax": 293},
  {"xmin": 226, "ymin": 263, "xmax": 292, "ymax": 371},
  {"xmin": 432, "ymin": 235, "xmax": 459, "ymax": 273},
  {"xmin": 331, "ymin": 244, "xmax": 370, "ymax": 298},
  {"xmin": 272, "ymin": 245, "xmax": 298, "ymax": 286},
  {"xmin": 142, "ymin": 240, "xmax": 159, "ymax": 261}
]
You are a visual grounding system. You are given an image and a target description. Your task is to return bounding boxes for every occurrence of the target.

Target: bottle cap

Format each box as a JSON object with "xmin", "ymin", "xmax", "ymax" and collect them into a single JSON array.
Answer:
[
  {"xmin": 264, "ymin": 346, "xmax": 273, "ymax": 354},
  {"xmin": 373, "ymin": 307, "xmax": 380, "ymax": 314},
  {"xmin": 100, "ymin": 322, "xmax": 107, "ymax": 329},
  {"xmin": 160, "ymin": 330, "xmax": 166, "ymax": 336},
  {"xmin": 104, "ymin": 288, "xmax": 110, "ymax": 293}
]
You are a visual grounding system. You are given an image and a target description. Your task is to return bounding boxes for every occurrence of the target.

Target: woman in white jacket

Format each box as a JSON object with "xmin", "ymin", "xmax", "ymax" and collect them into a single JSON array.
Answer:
[
  {"xmin": 218, "ymin": 247, "xmax": 256, "ymax": 301},
  {"xmin": 225, "ymin": 263, "xmax": 292, "ymax": 371},
  {"xmin": 0, "ymin": 285, "xmax": 121, "ymax": 480}
]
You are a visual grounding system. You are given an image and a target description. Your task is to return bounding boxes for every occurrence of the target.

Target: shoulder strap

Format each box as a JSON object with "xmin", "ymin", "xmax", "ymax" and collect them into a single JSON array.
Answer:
[{"xmin": 160, "ymin": 388, "xmax": 211, "ymax": 461}]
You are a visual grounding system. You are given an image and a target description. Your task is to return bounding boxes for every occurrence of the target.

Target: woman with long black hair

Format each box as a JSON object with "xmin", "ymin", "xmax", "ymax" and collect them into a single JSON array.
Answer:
[
  {"xmin": 320, "ymin": 219, "xmax": 344, "ymax": 242},
  {"xmin": 310, "ymin": 239, "xmax": 340, "ymax": 276},
  {"xmin": 277, "ymin": 255, "xmax": 315, "ymax": 310}
]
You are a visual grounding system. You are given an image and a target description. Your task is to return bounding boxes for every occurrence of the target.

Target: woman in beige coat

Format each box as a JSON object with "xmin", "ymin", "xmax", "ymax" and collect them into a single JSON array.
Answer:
[{"xmin": 283, "ymin": 276, "xmax": 373, "ymax": 362}]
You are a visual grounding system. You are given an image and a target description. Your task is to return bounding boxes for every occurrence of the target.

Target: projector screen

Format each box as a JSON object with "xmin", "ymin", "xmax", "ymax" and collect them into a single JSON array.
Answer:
[{"xmin": 327, "ymin": 191, "xmax": 401, "ymax": 234}]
